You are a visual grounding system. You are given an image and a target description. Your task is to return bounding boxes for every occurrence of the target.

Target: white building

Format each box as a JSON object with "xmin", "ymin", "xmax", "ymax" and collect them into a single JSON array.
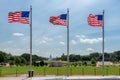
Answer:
[{"xmin": 96, "ymin": 61, "xmax": 113, "ymax": 67}]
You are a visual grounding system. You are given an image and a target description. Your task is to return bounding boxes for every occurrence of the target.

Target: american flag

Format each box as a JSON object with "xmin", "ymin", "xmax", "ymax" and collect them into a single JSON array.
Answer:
[
  {"xmin": 49, "ymin": 14, "xmax": 67, "ymax": 26},
  {"xmin": 8, "ymin": 11, "xmax": 29, "ymax": 24},
  {"xmin": 88, "ymin": 14, "xmax": 103, "ymax": 26}
]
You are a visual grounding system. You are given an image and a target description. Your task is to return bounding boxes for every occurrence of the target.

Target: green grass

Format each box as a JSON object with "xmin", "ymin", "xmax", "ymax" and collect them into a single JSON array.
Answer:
[
  {"xmin": 0, "ymin": 66, "xmax": 29, "ymax": 76},
  {"xmin": 0, "ymin": 66, "xmax": 120, "ymax": 76}
]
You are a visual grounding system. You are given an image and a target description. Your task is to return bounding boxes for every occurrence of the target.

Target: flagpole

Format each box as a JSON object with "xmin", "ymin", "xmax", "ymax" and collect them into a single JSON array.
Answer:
[
  {"xmin": 29, "ymin": 5, "xmax": 33, "ymax": 77},
  {"xmin": 102, "ymin": 10, "xmax": 105, "ymax": 76},
  {"xmin": 67, "ymin": 8, "xmax": 70, "ymax": 77}
]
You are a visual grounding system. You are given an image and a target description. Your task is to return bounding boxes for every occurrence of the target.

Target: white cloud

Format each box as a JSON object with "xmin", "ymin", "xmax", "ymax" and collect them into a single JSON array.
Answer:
[
  {"xmin": 43, "ymin": 37, "xmax": 53, "ymax": 41},
  {"xmin": 58, "ymin": 35, "xmax": 63, "ymax": 38},
  {"xmin": 104, "ymin": 49, "xmax": 113, "ymax": 53},
  {"xmin": 76, "ymin": 35, "xmax": 102, "ymax": 44},
  {"xmin": 13, "ymin": 33, "xmax": 24, "ymax": 37},
  {"xmin": 39, "ymin": 40, "xmax": 47, "ymax": 44},
  {"xmin": 80, "ymin": 37, "xmax": 102, "ymax": 44},
  {"xmin": 86, "ymin": 48, "xmax": 94, "ymax": 52},
  {"xmin": 71, "ymin": 40, "xmax": 77, "ymax": 45},
  {"xmin": 6, "ymin": 41, "xmax": 13, "ymax": 44},
  {"xmin": 59, "ymin": 41, "xmax": 65, "ymax": 45},
  {"xmin": 75, "ymin": 35, "xmax": 81, "ymax": 38},
  {"xmin": 22, "ymin": 37, "xmax": 29, "ymax": 41},
  {"xmin": 76, "ymin": 35, "xmax": 86, "ymax": 38},
  {"xmin": 38, "ymin": 36, "xmax": 53, "ymax": 44},
  {"xmin": 0, "ymin": 48, "xmax": 29, "ymax": 55}
]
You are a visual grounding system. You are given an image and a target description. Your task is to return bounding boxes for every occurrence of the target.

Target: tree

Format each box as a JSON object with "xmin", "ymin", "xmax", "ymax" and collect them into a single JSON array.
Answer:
[
  {"xmin": 104, "ymin": 53, "xmax": 110, "ymax": 61},
  {"xmin": 10, "ymin": 60, "xmax": 15, "ymax": 66},
  {"xmin": 32, "ymin": 55, "xmax": 39, "ymax": 62},
  {"xmin": 72, "ymin": 62, "xmax": 78, "ymax": 67},
  {"xmin": 21, "ymin": 53, "xmax": 30, "ymax": 62},
  {"xmin": 91, "ymin": 58, "xmax": 96, "ymax": 66},
  {"xmin": 69, "ymin": 54, "xmax": 81, "ymax": 62},
  {"xmin": 111, "ymin": 57, "xmax": 118, "ymax": 63},
  {"xmin": 90, "ymin": 52, "xmax": 101, "ymax": 61},
  {"xmin": 81, "ymin": 56, "xmax": 90, "ymax": 61},
  {"xmin": 20, "ymin": 57, "xmax": 27, "ymax": 65},
  {"xmin": 114, "ymin": 51, "xmax": 120, "ymax": 61},
  {"xmin": 0, "ymin": 51, "xmax": 8, "ymax": 63},
  {"xmin": 82, "ymin": 61, "xmax": 87, "ymax": 66},
  {"xmin": 61, "ymin": 53, "xmax": 67, "ymax": 61},
  {"xmin": 40, "ymin": 61, "xmax": 44, "ymax": 66},
  {"xmin": 9, "ymin": 56, "xmax": 15, "ymax": 65},
  {"xmin": 15, "ymin": 56, "xmax": 21, "ymax": 66},
  {"xmin": 0, "ymin": 53, "xmax": 5, "ymax": 63}
]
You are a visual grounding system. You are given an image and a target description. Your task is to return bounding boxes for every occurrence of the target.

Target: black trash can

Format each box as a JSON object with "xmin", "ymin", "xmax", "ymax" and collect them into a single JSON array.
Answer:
[{"xmin": 28, "ymin": 70, "xmax": 34, "ymax": 77}]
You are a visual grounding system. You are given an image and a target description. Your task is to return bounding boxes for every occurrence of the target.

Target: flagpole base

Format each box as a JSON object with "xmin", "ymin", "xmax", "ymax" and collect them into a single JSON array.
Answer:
[{"xmin": 28, "ymin": 70, "xmax": 34, "ymax": 77}]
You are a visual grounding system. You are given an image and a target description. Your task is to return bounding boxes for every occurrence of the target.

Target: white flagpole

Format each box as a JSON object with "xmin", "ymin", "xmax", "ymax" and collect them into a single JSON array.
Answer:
[
  {"xmin": 67, "ymin": 8, "xmax": 70, "ymax": 77},
  {"xmin": 29, "ymin": 5, "xmax": 33, "ymax": 77},
  {"xmin": 102, "ymin": 10, "xmax": 105, "ymax": 76}
]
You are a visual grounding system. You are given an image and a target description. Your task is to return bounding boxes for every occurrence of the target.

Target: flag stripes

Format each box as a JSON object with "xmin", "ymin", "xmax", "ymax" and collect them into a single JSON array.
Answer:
[
  {"xmin": 8, "ymin": 11, "xmax": 29, "ymax": 24},
  {"xmin": 49, "ymin": 14, "xmax": 67, "ymax": 26},
  {"xmin": 88, "ymin": 14, "xmax": 103, "ymax": 26}
]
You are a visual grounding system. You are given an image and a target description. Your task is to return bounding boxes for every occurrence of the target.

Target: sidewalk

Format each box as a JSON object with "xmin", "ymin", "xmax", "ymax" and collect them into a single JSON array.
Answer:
[
  {"xmin": 0, "ymin": 77, "xmax": 25, "ymax": 80},
  {"xmin": 1, "ymin": 76, "xmax": 120, "ymax": 80}
]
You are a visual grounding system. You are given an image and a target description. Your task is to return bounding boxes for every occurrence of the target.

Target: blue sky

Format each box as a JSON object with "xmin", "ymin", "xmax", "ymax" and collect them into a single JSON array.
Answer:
[{"xmin": 0, "ymin": 0, "xmax": 120, "ymax": 57}]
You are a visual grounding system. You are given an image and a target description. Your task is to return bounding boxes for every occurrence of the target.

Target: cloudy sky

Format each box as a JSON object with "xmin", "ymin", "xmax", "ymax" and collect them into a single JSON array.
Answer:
[{"xmin": 0, "ymin": 0, "xmax": 120, "ymax": 57}]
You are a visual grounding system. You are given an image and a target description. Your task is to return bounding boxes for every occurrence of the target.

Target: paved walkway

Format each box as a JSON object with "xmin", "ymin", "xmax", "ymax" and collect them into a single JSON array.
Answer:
[{"xmin": 1, "ymin": 76, "xmax": 120, "ymax": 80}]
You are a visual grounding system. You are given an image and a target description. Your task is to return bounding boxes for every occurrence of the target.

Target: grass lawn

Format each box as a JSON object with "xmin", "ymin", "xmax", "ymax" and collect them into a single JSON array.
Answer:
[{"xmin": 0, "ymin": 66, "xmax": 120, "ymax": 76}]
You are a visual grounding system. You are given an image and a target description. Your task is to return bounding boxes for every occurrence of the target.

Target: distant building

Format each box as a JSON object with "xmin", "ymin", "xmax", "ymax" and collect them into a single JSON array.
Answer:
[
  {"xmin": 0, "ymin": 63, "xmax": 10, "ymax": 67},
  {"xmin": 5, "ymin": 63, "xmax": 10, "ymax": 67},
  {"xmin": 49, "ymin": 54, "xmax": 52, "ymax": 60},
  {"xmin": 49, "ymin": 62, "xmax": 62, "ymax": 67},
  {"xmin": 96, "ymin": 61, "xmax": 113, "ymax": 67}
]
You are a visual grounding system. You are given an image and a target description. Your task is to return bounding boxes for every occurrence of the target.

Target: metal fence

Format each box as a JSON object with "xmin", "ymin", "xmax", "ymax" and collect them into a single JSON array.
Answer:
[{"xmin": 0, "ymin": 66, "xmax": 120, "ymax": 77}]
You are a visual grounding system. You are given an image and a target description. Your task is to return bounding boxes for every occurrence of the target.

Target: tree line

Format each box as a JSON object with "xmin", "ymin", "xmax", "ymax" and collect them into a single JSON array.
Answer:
[
  {"xmin": 55, "ymin": 50, "xmax": 120, "ymax": 63},
  {"xmin": 0, "ymin": 51, "xmax": 47, "ymax": 66},
  {"xmin": 0, "ymin": 50, "xmax": 120, "ymax": 66}
]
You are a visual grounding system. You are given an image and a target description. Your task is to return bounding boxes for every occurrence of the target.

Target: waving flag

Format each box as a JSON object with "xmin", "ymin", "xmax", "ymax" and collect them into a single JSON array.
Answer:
[
  {"xmin": 49, "ymin": 14, "xmax": 67, "ymax": 26},
  {"xmin": 8, "ymin": 11, "xmax": 29, "ymax": 24},
  {"xmin": 88, "ymin": 14, "xmax": 103, "ymax": 26}
]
